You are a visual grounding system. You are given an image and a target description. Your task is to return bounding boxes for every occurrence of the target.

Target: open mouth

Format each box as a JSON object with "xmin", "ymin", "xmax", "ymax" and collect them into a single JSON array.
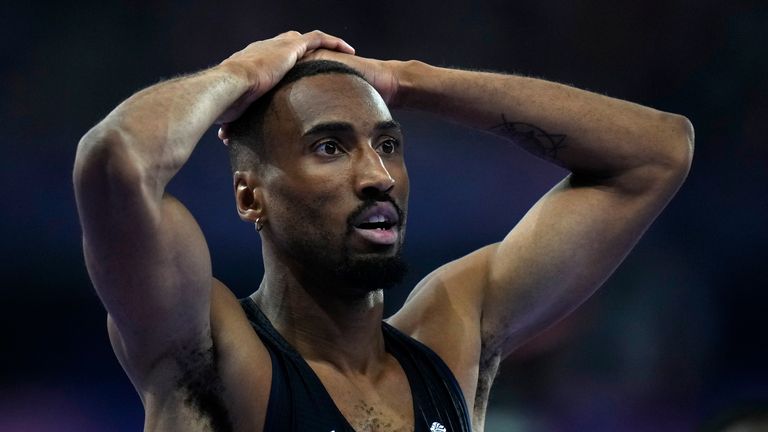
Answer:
[
  {"xmin": 355, "ymin": 215, "xmax": 397, "ymax": 231},
  {"xmin": 351, "ymin": 203, "xmax": 400, "ymax": 246}
]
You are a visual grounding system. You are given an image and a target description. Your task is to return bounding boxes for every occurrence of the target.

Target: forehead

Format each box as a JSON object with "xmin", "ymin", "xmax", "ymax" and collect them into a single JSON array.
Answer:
[{"xmin": 274, "ymin": 73, "xmax": 393, "ymax": 133}]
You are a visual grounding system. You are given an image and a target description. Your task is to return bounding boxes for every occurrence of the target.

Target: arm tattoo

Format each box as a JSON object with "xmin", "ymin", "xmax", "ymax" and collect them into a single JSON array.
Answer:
[{"xmin": 490, "ymin": 114, "xmax": 567, "ymax": 165}]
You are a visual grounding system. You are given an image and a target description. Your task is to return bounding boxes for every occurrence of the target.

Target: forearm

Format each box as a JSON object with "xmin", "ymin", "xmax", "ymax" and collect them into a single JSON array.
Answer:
[
  {"xmin": 395, "ymin": 61, "xmax": 693, "ymax": 185},
  {"xmin": 75, "ymin": 64, "xmax": 248, "ymax": 197}
]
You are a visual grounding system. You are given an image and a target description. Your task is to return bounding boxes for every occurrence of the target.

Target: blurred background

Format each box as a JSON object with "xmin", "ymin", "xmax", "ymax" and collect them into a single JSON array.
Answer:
[{"xmin": 1, "ymin": 0, "xmax": 766, "ymax": 431}]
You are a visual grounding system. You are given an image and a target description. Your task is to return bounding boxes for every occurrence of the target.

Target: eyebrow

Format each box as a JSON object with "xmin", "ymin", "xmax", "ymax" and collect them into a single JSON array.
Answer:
[{"xmin": 302, "ymin": 120, "xmax": 402, "ymax": 137}]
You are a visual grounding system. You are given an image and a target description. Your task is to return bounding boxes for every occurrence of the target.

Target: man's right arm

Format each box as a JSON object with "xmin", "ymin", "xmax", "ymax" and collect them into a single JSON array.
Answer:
[
  {"xmin": 73, "ymin": 31, "xmax": 355, "ymax": 380},
  {"xmin": 74, "ymin": 64, "xmax": 249, "ymax": 377}
]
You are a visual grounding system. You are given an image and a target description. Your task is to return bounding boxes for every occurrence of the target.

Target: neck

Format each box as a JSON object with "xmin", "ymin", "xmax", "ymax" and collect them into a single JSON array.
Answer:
[{"xmin": 252, "ymin": 247, "xmax": 388, "ymax": 374}]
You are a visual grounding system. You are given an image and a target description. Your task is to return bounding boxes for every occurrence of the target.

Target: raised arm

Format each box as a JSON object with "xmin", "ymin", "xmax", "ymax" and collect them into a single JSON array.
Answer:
[
  {"xmin": 72, "ymin": 31, "xmax": 355, "ymax": 378},
  {"xmin": 394, "ymin": 62, "xmax": 694, "ymax": 356},
  {"xmin": 306, "ymin": 51, "xmax": 693, "ymax": 360}
]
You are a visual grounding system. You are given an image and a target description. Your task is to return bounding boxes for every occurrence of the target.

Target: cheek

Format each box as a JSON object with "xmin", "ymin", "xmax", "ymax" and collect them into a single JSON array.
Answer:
[{"xmin": 267, "ymin": 172, "xmax": 349, "ymax": 234}]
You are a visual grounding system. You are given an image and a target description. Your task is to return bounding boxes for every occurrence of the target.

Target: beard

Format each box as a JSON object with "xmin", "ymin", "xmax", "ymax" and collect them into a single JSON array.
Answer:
[
  {"xmin": 280, "ymin": 198, "xmax": 409, "ymax": 298},
  {"xmin": 328, "ymin": 251, "xmax": 408, "ymax": 292},
  {"xmin": 286, "ymin": 235, "xmax": 408, "ymax": 298}
]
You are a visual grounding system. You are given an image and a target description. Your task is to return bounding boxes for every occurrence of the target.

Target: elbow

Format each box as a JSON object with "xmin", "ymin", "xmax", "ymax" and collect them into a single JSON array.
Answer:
[
  {"xmin": 73, "ymin": 124, "xmax": 148, "ymax": 201},
  {"xmin": 657, "ymin": 113, "xmax": 695, "ymax": 179},
  {"xmin": 608, "ymin": 113, "xmax": 694, "ymax": 196}
]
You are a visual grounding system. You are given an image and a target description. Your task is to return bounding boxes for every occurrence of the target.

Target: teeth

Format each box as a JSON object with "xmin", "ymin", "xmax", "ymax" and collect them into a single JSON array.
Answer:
[{"xmin": 365, "ymin": 214, "xmax": 387, "ymax": 223}]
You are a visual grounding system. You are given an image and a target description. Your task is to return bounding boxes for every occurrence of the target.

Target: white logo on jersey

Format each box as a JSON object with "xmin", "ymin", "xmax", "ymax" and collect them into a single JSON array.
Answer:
[{"xmin": 430, "ymin": 422, "xmax": 447, "ymax": 432}]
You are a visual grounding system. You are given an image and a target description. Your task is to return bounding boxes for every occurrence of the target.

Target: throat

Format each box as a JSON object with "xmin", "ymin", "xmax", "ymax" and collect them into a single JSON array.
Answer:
[{"xmin": 252, "ymin": 284, "xmax": 388, "ymax": 373}]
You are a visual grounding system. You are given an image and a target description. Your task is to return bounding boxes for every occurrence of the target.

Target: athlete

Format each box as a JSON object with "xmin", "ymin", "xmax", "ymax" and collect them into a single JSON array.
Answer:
[{"xmin": 73, "ymin": 30, "xmax": 694, "ymax": 431}]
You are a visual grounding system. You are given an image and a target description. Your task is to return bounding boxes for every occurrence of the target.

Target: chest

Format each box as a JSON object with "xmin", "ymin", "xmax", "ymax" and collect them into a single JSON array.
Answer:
[
  {"xmin": 216, "ymin": 300, "xmax": 473, "ymax": 432},
  {"xmin": 309, "ymin": 359, "xmax": 415, "ymax": 432}
]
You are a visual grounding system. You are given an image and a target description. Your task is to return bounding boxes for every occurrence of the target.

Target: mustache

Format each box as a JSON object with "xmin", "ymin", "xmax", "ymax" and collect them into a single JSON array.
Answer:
[{"xmin": 346, "ymin": 194, "xmax": 405, "ymax": 228}]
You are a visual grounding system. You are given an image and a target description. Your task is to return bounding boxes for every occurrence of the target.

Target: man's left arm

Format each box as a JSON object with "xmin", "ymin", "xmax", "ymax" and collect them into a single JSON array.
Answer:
[{"xmin": 392, "ymin": 61, "xmax": 694, "ymax": 357}]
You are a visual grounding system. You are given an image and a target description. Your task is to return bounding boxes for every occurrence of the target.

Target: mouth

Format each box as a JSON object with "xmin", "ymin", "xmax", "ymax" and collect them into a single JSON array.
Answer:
[
  {"xmin": 351, "ymin": 202, "xmax": 401, "ymax": 246},
  {"xmin": 355, "ymin": 215, "xmax": 397, "ymax": 231}
]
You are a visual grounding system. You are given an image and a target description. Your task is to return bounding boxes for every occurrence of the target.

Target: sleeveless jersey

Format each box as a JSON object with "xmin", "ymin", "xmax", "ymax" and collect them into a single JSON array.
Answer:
[{"xmin": 240, "ymin": 297, "xmax": 473, "ymax": 432}]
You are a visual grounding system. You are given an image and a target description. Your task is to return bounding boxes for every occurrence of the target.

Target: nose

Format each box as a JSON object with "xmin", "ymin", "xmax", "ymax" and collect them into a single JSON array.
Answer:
[{"xmin": 355, "ymin": 147, "xmax": 395, "ymax": 197}]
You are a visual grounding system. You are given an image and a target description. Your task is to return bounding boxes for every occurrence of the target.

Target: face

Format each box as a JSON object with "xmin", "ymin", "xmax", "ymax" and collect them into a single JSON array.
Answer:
[{"xmin": 254, "ymin": 73, "xmax": 409, "ymax": 295}]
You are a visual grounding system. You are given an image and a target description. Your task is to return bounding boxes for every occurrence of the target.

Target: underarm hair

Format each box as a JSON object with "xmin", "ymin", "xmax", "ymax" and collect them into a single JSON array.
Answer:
[{"xmin": 175, "ymin": 340, "xmax": 234, "ymax": 432}]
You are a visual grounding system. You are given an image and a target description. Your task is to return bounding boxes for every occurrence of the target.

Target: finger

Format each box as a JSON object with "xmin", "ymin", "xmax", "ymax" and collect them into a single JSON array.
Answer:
[
  {"xmin": 302, "ymin": 30, "xmax": 355, "ymax": 55},
  {"xmin": 301, "ymin": 48, "xmax": 344, "ymax": 63},
  {"xmin": 275, "ymin": 30, "xmax": 301, "ymax": 40}
]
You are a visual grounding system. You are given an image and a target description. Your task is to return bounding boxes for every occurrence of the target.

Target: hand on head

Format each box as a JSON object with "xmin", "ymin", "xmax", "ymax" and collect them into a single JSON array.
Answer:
[
  {"xmin": 216, "ymin": 30, "xmax": 403, "ymax": 146},
  {"xmin": 216, "ymin": 30, "xmax": 356, "ymax": 144},
  {"xmin": 301, "ymin": 49, "xmax": 401, "ymax": 107}
]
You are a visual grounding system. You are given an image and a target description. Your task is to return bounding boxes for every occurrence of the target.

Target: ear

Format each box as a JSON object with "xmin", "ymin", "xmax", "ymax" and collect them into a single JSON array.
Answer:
[{"xmin": 234, "ymin": 171, "xmax": 265, "ymax": 223}]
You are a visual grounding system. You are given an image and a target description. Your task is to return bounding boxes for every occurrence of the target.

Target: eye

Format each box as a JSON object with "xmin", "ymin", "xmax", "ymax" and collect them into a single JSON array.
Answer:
[
  {"xmin": 378, "ymin": 138, "xmax": 399, "ymax": 155},
  {"xmin": 315, "ymin": 140, "xmax": 342, "ymax": 156}
]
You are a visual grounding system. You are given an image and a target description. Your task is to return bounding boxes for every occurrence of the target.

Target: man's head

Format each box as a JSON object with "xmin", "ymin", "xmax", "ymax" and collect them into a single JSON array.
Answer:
[
  {"xmin": 227, "ymin": 60, "xmax": 409, "ymax": 296},
  {"xmin": 227, "ymin": 60, "xmax": 368, "ymax": 171}
]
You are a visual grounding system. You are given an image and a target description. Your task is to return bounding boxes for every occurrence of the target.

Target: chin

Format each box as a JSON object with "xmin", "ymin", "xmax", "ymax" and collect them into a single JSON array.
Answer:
[{"xmin": 329, "ymin": 253, "xmax": 409, "ymax": 293}]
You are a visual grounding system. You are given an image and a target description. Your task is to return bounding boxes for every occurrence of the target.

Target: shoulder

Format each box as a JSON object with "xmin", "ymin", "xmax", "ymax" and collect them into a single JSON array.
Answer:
[
  {"xmin": 388, "ymin": 243, "xmax": 498, "ymax": 341},
  {"xmin": 209, "ymin": 279, "xmax": 273, "ymax": 401},
  {"xmin": 109, "ymin": 279, "xmax": 273, "ymax": 431},
  {"xmin": 386, "ymin": 243, "xmax": 501, "ymax": 407}
]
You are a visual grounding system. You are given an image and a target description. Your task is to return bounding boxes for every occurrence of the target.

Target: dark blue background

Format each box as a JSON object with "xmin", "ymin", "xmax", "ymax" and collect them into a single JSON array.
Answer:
[{"xmin": 2, "ymin": 1, "xmax": 766, "ymax": 430}]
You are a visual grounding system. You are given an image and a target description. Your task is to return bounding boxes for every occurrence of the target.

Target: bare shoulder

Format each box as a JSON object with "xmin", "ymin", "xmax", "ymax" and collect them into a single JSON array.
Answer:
[
  {"xmin": 387, "ymin": 244, "xmax": 499, "ymax": 405},
  {"xmin": 210, "ymin": 280, "xmax": 273, "ymax": 430},
  {"xmin": 210, "ymin": 279, "xmax": 272, "ymax": 385},
  {"xmin": 108, "ymin": 279, "xmax": 273, "ymax": 432}
]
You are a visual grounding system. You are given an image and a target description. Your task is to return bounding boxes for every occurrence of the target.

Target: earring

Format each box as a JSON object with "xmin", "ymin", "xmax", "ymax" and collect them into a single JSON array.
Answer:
[{"xmin": 255, "ymin": 217, "xmax": 264, "ymax": 232}]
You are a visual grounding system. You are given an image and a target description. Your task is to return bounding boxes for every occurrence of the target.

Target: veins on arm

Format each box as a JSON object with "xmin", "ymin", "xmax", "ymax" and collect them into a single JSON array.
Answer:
[{"xmin": 490, "ymin": 114, "xmax": 567, "ymax": 167}]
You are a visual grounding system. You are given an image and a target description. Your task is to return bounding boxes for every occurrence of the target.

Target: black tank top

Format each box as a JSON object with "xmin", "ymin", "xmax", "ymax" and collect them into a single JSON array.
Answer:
[{"xmin": 240, "ymin": 298, "xmax": 473, "ymax": 432}]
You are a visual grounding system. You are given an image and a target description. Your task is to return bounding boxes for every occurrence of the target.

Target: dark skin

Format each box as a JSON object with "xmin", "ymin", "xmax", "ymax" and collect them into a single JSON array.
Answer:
[
  {"xmin": 244, "ymin": 73, "xmax": 408, "ymax": 296},
  {"xmin": 244, "ymin": 73, "xmax": 409, "ymax": 367},
  {"xmin": 74, "ymin": 30, "xmax": 693, "ymax": 431},
  {"xmin": 248, "ymin": 74, "xmax": 413, "ymax": 429}
]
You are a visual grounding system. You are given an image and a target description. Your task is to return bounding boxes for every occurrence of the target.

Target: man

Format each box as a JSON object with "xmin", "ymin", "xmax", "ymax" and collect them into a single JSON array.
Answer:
[{"xmin": 73, "ymin": 30, "xmax": 693, "ymax": 432}]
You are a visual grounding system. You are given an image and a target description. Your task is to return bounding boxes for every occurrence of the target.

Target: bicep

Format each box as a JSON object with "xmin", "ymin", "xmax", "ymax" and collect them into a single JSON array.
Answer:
[
  {"xmin": 76, "ymin": 157, "xmax": 213, "ymax": 363},
  {"xmin": 482, "ymin": 170, "xmax": 681, "ymax": 356}
]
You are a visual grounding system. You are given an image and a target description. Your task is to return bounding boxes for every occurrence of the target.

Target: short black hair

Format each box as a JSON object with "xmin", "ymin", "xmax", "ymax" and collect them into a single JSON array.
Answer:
[{"xmin": 226, "ymin": 60, "xmax": 368, "ymax": 172}]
